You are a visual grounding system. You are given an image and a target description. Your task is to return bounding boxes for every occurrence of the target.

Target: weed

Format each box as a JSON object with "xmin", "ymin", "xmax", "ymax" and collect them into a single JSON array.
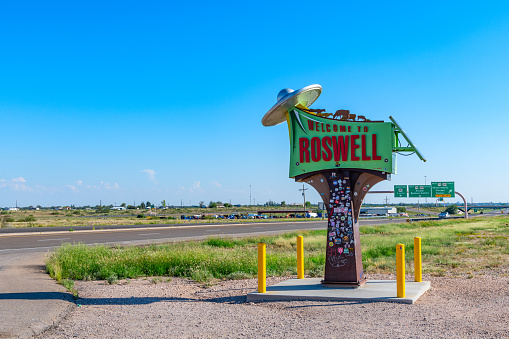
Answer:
[
  {"xmin": 226, "ymin": 271, "xmax": 252, "ymax": 280},
  {"xmin": 107, "ymin": 273, "xmax": 118, "ymax": 284},
  {"xmin": 60, "ymin": 279, "xmax": 79, "ymax": 298}
]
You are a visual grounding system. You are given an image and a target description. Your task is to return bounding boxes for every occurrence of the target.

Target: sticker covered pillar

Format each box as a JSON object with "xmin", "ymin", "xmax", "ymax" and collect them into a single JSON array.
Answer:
[{"xmin": 296, "ymin": 169, "xmax": 388, "ymax": 285}]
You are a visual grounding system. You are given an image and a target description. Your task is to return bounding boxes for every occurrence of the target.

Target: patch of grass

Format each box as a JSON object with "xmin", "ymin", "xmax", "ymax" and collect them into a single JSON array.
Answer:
[{"xmin": 45, "ymin": 217, "xmax": 509, "ymax": 283}]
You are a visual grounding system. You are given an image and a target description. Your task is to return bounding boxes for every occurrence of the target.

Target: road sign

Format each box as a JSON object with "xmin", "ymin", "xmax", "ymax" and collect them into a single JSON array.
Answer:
[
  {"xmin": 318, "ymin": 202, "xmax": 325, "ymax": 210},
  {"xmin": 408, "ymin": 185, "xmax": 432, "ymax": 198},
  {"xmin": 394, "ymin": 185, "xmax": 407, "ymax": 198},
  {"xmin": 431, "ymin": 182, "xmax": 455, "ymax": 198}
]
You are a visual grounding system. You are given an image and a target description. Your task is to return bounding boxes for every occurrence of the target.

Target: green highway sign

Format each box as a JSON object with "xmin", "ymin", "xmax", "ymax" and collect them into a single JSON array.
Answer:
[
  {"xmin": 408, "ymin": 185, "xmax": 432, "ymax": 198},
  {"xmin": 432, "ymin": 182, "xmax": 455, "ymax": 198},
  {"xmin": 394, "ymin": 185, "xmax": 407, "ymax": 198}
]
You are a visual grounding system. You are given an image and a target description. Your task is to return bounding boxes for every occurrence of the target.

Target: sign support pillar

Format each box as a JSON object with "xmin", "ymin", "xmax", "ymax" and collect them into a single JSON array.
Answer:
[{"xmin": 296, "ymin": 169, "xmax": 388, "ymax": 286}]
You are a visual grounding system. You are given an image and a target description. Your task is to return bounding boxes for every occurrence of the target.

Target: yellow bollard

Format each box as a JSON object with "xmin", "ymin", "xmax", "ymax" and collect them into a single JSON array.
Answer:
[
  {"xmin": 297, "ymin": 236, "xmax": 304, "ymax": 279},
  {"xmin": 258, "ymin": 243, "xmax": 266, "ymax": 293},
  {"xmin": 414, "ymin": 237, "xmax": 422, "ymax": 282},
  {"xmin": 396, "ymin": 243, "xmax": 405, "ymax": 298}
]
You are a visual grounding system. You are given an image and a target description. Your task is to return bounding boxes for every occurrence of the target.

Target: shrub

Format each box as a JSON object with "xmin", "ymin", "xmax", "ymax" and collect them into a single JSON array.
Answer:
[{"xmin": 17, "ymin": 215, "xmax": 36, "ymax": 222}]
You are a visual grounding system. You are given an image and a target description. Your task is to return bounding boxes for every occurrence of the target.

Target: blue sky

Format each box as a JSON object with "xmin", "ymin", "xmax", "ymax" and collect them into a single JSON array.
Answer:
[{"xmin": 1, "ymin": 1, "xmax": 509, "ymax": 207}]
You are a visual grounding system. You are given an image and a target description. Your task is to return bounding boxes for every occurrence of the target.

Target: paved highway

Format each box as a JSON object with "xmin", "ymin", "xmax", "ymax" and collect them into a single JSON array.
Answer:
[{"xmin": 0, "ymin": 218, "xmax": 412, "ymax": 255}]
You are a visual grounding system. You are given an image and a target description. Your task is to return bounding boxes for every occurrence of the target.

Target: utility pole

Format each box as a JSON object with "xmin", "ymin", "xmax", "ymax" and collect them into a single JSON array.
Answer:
[
  {"xmin": 384, "ymin": 196, "xmax": 390, "ymax": 205},
  {"xmin": 250, "ymin": 185, "xmax": 252, "ymax": 206},
  {"xmin": 424, "ymin": 176, "xmax": 427, "ymax": 205},
  {"xmin": 299, "ymin": 184, "xmax": 308, "ymax": 213}
]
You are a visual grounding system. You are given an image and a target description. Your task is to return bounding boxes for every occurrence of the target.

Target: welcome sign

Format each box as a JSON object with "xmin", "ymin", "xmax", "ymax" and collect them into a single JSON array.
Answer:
[{"xmin": 287, "ymin": 108, "xmax": 395, "ymax": 178}]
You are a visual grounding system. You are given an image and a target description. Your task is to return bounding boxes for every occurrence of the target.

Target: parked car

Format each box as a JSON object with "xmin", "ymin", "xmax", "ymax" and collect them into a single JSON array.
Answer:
[{"xmin": 438, "ymin": 212, "xmax": 450, "ymax": 219}]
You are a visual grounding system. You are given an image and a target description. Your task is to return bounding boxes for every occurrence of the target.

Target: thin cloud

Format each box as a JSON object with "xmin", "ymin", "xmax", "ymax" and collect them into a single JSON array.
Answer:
[
  {"xmin": 141, "ymin": 169, "xmax": 157, "ymax": 182},
  {"xmin": 178, "ymin": 181, "xmax": 204, "ymax": 193}
]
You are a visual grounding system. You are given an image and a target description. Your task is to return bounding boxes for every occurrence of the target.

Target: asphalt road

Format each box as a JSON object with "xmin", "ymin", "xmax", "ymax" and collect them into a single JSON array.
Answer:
[{"xmin": 0, "ymin": 218, "xmax": 412, "ymax": 255}]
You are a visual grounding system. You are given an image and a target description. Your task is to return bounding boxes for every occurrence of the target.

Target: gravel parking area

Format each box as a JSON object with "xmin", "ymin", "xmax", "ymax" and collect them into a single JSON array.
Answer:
[{"xmin": 40, "ymin": 273, "xmax": 509, "ymax": 338}]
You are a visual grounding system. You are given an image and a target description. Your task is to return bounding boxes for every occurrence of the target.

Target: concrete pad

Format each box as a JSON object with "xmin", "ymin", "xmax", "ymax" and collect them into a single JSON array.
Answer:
[{"xmin": 247, "ymin": 278, "xmax": 431, "ymax": 304}]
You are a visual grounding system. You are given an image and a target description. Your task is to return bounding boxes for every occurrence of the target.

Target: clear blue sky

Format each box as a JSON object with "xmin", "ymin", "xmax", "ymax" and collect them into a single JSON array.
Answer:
[{"xmin": 1, "ymin": 1, "xmax": 509, "ymax": 207}]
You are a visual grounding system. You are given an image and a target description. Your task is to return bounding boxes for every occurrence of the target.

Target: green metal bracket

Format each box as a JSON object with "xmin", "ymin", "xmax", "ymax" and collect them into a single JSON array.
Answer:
[{"xmin": 390, "ymin": 116, "xmax": 426, "ymax": 162}]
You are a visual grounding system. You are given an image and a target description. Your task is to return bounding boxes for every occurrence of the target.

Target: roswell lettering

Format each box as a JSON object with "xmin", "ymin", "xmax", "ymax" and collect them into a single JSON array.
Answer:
[{"xmin": 298, "ymin": 135, "xmax": 382, "ymax": 163}]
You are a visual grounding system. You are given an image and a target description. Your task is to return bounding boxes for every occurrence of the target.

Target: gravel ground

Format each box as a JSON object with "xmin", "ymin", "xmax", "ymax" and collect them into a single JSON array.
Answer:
[{"xmin": 40, "ymin": 273, "xmax": 509, "ymax": 339}]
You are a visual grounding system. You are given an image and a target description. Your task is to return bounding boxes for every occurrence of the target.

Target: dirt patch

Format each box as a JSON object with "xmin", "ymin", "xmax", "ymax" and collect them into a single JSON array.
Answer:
[{"xmin": 39, "ymin": 272, "xmax": 509, "ymax": 338}]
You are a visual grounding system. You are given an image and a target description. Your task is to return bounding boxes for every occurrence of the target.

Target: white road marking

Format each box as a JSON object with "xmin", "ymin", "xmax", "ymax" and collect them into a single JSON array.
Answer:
[
  {"xmin": 37, "ymin": 238, "xmax": 71, "ymax": 242},
  {"xmin": 138, "ymin": 233, "xmax": 160, "ymax": 236}
]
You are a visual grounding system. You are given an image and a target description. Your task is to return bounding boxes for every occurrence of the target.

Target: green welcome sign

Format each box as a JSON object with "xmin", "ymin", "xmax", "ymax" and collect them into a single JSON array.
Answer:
[
  {"xmin": 287, "ymin": 108, "xmax": 395, "ymax": 178},
  {"xmin": 262, "ymin": 85, "xmax": 426, "ymax": 286}
]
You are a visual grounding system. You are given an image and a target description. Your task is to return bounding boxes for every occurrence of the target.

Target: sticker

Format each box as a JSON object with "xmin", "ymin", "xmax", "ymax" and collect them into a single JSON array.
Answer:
[
  {"xmin": 363, "ymin": 187, "xmax": 367, "ymax": 191},
  {"xmin": 332, "ymin": 173, "xmax": 336, "ymax": 177},
  {"xmin": 344, "ymin": 248, "xmax": 349, "ymax": 254},
  {"xmin": 343, "ymin": 236, "xmax": 349, "ymax": 242},
  {"xmin": 329, "ymin": 232, "xmax": 335, "ymax": 237},
  {"xmin": 354, "ymin": 192, "xmax": 358, "ymax": 196},
  {"xmin": 334, "ymin": 239, "xmax": 341, "ymax": 244},
  {"xmin": 329, "ymin": 242, "xmax": 334, "ymax": 247},
  {"xmin": 320, "ymin": 179, "xmax": 324, "ymax": 182},
  {"xmin": 333, "ymin": 181, "xmax": 338, "ymax": 185},
  {"xmin": 338, "ymin": 248, "xmax": 344, "ymax": 254},
  {"xmin": 340, "ymin": 216, "xmax": 345, "ymax": 221}
]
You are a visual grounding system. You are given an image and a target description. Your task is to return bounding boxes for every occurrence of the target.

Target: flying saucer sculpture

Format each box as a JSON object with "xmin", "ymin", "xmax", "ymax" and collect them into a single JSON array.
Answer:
[
  {"xmin": 262, "ymin": 84, "xmax": 425, "ymax": 286},
  {"xmin": 262, "ymin": 84, "xmax": 322, "ymax": 126}
]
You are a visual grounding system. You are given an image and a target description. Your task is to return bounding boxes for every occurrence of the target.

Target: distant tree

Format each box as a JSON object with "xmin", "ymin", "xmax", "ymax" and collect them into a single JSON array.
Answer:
[
  {"xmin": 127, "ymin": 205, "xmax": 135, "ymax": 209},
  {"xmin": 140, "ymin": 202, "xmax": 146, "ymax": 209},
  {"xmin": 161, "ymin": 200, "xmax": 167, "ymax": 207},
  {"xmin": 146, "ymin": 201, "xmax": 151, "ymax": 208},
  {"xmin": 305, "ymin": 201, "xmax": 311, "ymax": 207},
  {"xmin": 396, "ymin": 206, "xmax": 407, "ymax": 213},
  {"xmin": 224, "ymin": 203, "xmax": 232, "ymax": 208},
  {"xmin": 281, "ymin": 201, "xmax": 286, "ymax": 207},
  {"xmin": 120, "ymin": 203, "xmax": 126, "ymax": 208},
  {"xmin": 445, "ymin": 204, "xmax": 458, "ymax": 215},
  {"xmin": 209, "ymin": 201, "xmax": 217, "ymax": 208},
  {"xmin": 199, "ymin": 201, "xmax": 205, "ymax": 207}
]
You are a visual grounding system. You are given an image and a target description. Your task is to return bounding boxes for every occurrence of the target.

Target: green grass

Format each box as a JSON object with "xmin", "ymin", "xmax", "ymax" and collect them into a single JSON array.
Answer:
[{"xmin": 46, "ymin": 217, "xmax": 509, "ymax": 284}]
